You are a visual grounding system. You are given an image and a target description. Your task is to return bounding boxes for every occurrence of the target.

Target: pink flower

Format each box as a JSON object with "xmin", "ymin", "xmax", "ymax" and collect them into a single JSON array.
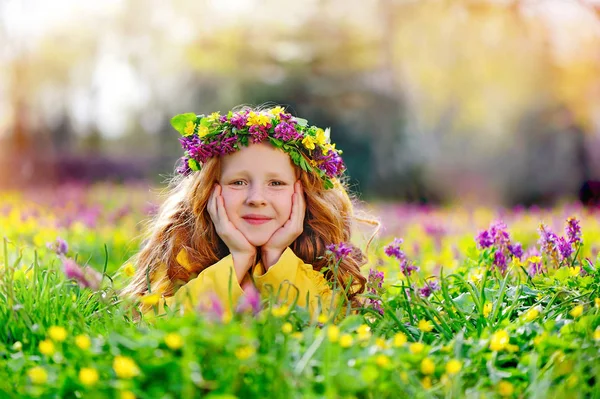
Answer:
[{"xmin": 62, "ymin": 258, "xmax": 102, "ymax": 290}]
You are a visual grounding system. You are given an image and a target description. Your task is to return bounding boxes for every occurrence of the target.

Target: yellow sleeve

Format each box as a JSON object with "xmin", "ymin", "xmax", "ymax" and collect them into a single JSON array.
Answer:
[
  {"xmin": 252, "ymin": 248, "xmax": 335, "ymax": 317},
  {"xmin": 145, "ymin": 251, "xmax": 244, "ymax": 317}
]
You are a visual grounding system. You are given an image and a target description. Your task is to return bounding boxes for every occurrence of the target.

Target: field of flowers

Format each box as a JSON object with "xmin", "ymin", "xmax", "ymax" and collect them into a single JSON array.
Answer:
[{"xmin": 1, "ymin": 183, "xmax": 599, "ymax": 398}]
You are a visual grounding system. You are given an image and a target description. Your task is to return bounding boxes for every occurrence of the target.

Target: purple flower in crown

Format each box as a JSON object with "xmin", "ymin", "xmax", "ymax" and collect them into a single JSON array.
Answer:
[
  {"xmin": 219, "ymin": 115, "xmax": 229, "ymax": 123},
  {"xmin": 565, "ymin": 217, "xmax": 582, "ymax": 245},
  {"xmin": 230, "ymin": 112, "xmax": 249, "ymax": 129},
  {"xmin": 326, "ymin": 242, "xmax": 353, "ymax": 261},
  {"xmin": 176, "ymin": 157, "xmax": 192, "ymax": 175},
  {"xmin": 215, "ymin": 135, "xmax": 238, "ymax": 155},
  {"xmin": 274, "ymin": 122, "xmax": 299, "ymax": 141},
  {"xmin": 249, "ymin": 125, "xmax": 268, "ymax": 143},
  {"xmin": 316, "ymin": 150, "xmax": 345, "ymax": 178}
]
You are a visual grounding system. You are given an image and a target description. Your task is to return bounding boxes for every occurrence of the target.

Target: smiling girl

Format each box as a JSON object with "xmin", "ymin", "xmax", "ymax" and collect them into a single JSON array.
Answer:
[{"xmin": 120, "ymin": 105, "xmax": 377, "ymax": 319}]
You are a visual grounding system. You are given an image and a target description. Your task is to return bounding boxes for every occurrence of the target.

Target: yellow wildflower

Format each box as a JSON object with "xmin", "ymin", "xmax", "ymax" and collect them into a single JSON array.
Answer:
[
  {"xmin": 522, "ymin": 307, "xmax": 540, "ymax": 323},
  {"xmin": 489, "ymin": 330, "xmax": 510, "ymax": 352},
  {"xmin": 375, "ymin": 354, "xmax": 391, "ymax": 368},
  {"xmin": 79, "ymin": 367, "xmax": 99, "ymax": 386},
  {"xmin": 339, "ymin": 334, "xmax": 353, "ymax": 348},
  {"xmin": 421, "ymin": 376, "xmax": 432, "ymax": 389},
  {"xmin": 446, "ymin": 359, "xmax": 462, "ymax": 375},
  {"xmin": 140, "ymin": 293, "xmax": 161, "ymax": 306},
  {"xmin": 120, "ymin": 391, "xmax": 136, "ymax": 399},
  {"xmin": 595, "ymin": 297, "xmax": 600, "ymax": 308},
  {"xmin": 409, "ymin": 342, "xmax": 425, "ymax": 354},
  {"xmin": 328, "ymin": 325, "xmax": 340, "ymax": 343},
  {"xmin": 507, "ymin": 344, "xmax": 519, "ymax": 353},
  {"xmin": 123, "ymin": 263, "xmax": 136, "ymax": 277},
  {"xmin": 375, "ymin": 337, "xmax": 388, "ymax": 350},
  {"xmin": 75, "ymin": 334, "xmax": 91, "ymax": 350},
  {"xmin": 569, "ymin": 304, "xmax": 584, "ymax": 318},
  {"xmin": 421, "ymin": 357, "xmax": 435, "ymax": 375},
  {"xmin": 235, "ymin": 345, "xmax": 255, "ymax": 360},
  {"xmin": 48, "ymin": 326, "xmax": 67, "ymax": 342},
  {"xmin": 483, "ymin": 302, "xmax": 493, "ymax": 317},
  {"xmin": 322, "ymin": 143, "xmax": 337, "ymax": 155},
  {"xmin": 39, "ymin": 339, "xmax": 55, "ymax": 356},
  {"xmin": 317, "ymin": 314, "xmax": 329, "ymax": 324},
  {"xmin": 221, "ymin": 310, "xmax": 232, "ymax": 324},
  {"xmin": 113, "ymin": 356, "xmax": 140, "ymax": 379},
  {"xmin": 393, "ymin": 332, "xmax": 407, "ymax": 347},
  {"xmin": 27, "ymin": 366, "xmax": 48, "ymax": 384},
  {"xmin": 302, "ymin": 135, "xmax": 317, "ymax": 150},
  {"xmin": 357, "ymin": 324, "xmax": 371, "ymax": 341},
  {"xmin": 497, "ymin": 380, "xmax": 514, "ymax": 397},
  {"xmin": 164, "ymin": 333, "xmax": 184, "ymax": 350},
  {"xmin": 281, "ymin": 323, "xmax": 293, "ymax": 334},
  {"xmin": 568, "ymin": 267, "xmax": 580, "ymax": 277},
  {"xmin": 418, "ymin": 319, "xmax": 434, "ymax": 333},
  {"xmin": 533, "ymin": 332, "xmax": 547, "ymax": 346},
  {"xmin": 292, "ymin": 332, "xmax": 303, "ymax": 340},
  {"xmin": 246, "ymin": 111, "xmax": 271, "ymax": 127},
  {"xmin": 183, "ymin": 121, "xmax": 196, "ymax": 136},
  {"xmin": 271, "ymin": 305, "xmax": 289, "ymax": 318},
  {"xmin": 527, "ymin": 256, "xmax": 542, "ymax": 264},
  {"xmin": 593, "ymin": 328, "xmax": 600, "ymax": 341}
]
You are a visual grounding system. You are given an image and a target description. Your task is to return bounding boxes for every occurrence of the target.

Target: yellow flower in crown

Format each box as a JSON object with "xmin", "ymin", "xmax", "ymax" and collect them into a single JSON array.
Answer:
[
  {"xmin": 246, "ymin": 111, "xmax": 271, "ymax": 127},
  {"xmin": 315, "ymin": 128, "xmax": 327, "ymax": 145},
  {"xmin": 270, "ymin": 106, "xmax": 286, "ymax": 119},
  {"xmin": 183, "ymin": 121, "xmax": 196, "ymax": 136},
  {"xmin": 302, "ymin": 135, "xmax": 317, "ymax": 150},
  {"xmin": 206, "ymin": 112, "xmax": 221, "ymax": 122}
]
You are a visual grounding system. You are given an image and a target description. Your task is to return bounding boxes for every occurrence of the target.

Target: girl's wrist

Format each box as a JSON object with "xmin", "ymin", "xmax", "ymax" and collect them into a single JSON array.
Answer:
[{"xmin": 231, "ymin": 252, "xmax": 256, "ymax": 283}]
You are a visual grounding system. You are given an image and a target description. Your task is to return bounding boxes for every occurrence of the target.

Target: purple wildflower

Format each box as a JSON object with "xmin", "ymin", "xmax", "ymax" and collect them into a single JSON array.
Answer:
[
  {"xmin": 236, "ymin": 285, "xmax": 262, "ymax": 315},
  {"xmin": 215, "ymin": 135, "xmax": 238, "ymax": 155},
  {"xmin": 326, "ymin": 242, "xmax": 353, "ymax": 261},
  {"xmin": 493, "ymin": 251, "xmax": 507, "ymax": 273},
  {"xmin": 476, "ymin": 230, "xmax": 494, "ymax": 249},
  {"xmin": 400, "ymin": 260, "xmax": 419, "ymax": 276},
  {"xmin": 47, "ymin": 238, "xmax": 68, "ymax": 256},
  {"xmin": 369, "ymin": 299, "xmax": 384, "ymax": 316},
  {"xmin": 565, "ymin": 217, "xmax": 582, "ymax": 245},
  {"xmin": 508, "ymin": 242, "xmax": 523, "ymax": 260},
  {"xmin": 528, "ymin": 259, "xmax": 544, "ymax": 277},
  {"xmin": 62, "ymin": 258, "xmax": 102, "ymax": 290},
  {"xmin": 366, "ymin": 269, "xmax": 385, "ymax": 295},
  {"xmin": 384, "ymin": 238, "xmax": 405, "ymax": 260},
  {"xmin": 557, "ymin": 237, "xmax": 574, "ymax": 261}
]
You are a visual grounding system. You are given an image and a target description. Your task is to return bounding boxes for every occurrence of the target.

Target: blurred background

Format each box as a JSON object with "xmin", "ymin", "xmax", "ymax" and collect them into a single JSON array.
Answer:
[{"xmin": 2, "ymin": 0, "xmax": 600, "ymax": 206}]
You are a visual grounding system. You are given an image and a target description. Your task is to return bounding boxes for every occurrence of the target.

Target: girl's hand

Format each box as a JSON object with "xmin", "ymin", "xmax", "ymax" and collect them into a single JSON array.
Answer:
[
  {"xmin": 261, "ymin": 181, "xmax": 306, "ymax": 269},
  {"xmin": 207, "ymin": 184, "xmax": 256, "ymax": 281}
]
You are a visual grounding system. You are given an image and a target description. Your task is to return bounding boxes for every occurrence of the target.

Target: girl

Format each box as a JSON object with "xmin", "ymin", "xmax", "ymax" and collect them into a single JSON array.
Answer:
[{"xmin": 120, "ymin": 105, "xmax": 377, "ymax": 319}]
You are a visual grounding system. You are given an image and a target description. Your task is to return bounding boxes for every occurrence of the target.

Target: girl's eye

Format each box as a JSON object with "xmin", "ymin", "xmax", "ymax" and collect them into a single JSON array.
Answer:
[
  {"xmin": 231, "ymin": 180, "xmax": 246, "ymax": 186},
  {"xmin": 270, "ymin": 181, "xmax": 286, "ymax": 186}
]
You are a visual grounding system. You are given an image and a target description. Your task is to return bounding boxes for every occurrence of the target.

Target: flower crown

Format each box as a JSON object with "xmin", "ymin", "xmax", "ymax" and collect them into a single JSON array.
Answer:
[{"xmin": 171, "ymin": 106, "xmax": 345, "ymax": 189}]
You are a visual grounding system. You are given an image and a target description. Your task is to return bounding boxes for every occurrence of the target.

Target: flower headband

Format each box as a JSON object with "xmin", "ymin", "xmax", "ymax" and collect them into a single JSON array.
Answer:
[{"xmin": 171, "ymin": 106, "xmax": 345, "ymax": 189}]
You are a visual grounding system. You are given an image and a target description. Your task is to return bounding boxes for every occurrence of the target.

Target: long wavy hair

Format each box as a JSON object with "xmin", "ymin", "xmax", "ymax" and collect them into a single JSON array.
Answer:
[{"xmin": 120, "ymin": 143, "xmax": 378, "ymax": 310}]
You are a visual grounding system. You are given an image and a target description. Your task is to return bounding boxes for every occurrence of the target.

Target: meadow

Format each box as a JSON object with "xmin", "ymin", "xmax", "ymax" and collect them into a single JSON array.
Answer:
[{"xmin": 1, "ymin": 183, "xmax": 599, "ymax": 398}]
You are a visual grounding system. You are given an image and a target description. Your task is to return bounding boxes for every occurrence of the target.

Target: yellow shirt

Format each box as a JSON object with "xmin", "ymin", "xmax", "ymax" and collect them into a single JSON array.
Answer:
[{"xmin": 148, "ymin": 247, "xmax": 335, "ymax": 318}]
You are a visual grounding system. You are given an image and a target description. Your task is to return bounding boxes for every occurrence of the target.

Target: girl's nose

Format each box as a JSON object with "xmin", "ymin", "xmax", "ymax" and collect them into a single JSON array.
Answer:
[{"xmin": 245, "ymin": 186, "xmax": 267, "ymax": 206}]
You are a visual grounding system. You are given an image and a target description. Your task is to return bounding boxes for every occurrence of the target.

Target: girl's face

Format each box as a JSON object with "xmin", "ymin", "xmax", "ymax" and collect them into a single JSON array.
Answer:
[{"xmin": 219, "ymin": 142, "xmax": 297, "ymax": 247}]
